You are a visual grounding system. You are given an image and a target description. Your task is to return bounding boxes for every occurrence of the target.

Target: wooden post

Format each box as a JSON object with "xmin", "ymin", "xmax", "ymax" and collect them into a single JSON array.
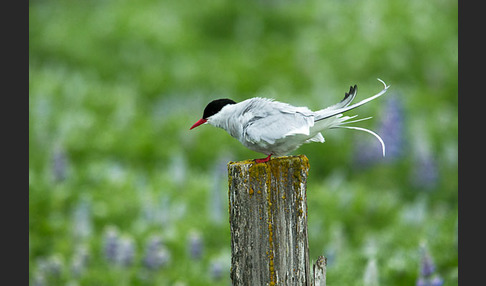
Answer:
[
  {"xmin": 228, "ymin": 155, "xmax": 315, "ymax": 285},
  {"xmin": 312, "ymin": 256, "xmax": 327, "ymax": 286}
]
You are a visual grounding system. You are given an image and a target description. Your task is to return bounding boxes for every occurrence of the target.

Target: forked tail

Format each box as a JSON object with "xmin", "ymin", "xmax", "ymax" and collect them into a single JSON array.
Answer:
[{"xmin": 315, "ymin": 79, "xmax": 390, "ymax": 156}]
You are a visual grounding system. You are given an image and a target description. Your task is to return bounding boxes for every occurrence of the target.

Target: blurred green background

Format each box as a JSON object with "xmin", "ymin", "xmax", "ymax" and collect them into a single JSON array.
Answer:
[{"xmin": 29, "ymin": 0, "xmax": 457, "ymax": 285}]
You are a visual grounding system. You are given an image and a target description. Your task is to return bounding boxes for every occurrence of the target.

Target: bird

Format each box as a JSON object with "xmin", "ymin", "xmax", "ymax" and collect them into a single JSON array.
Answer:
[{"xmin": 190, "ymin": 79, "xmax": 390, "ymax": 163}]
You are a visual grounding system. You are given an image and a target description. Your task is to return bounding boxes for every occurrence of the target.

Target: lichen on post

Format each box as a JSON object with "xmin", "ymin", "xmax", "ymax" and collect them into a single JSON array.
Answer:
[{"xmin": 228, "ymin": 155, "xmax": 311, "ymax": 285}]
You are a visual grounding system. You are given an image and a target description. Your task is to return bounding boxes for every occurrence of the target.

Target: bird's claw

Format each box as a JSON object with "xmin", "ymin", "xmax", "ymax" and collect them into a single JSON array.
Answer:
[{"xmin": 254, "ymin": 154, "xmax": 272, "ymax": 163}]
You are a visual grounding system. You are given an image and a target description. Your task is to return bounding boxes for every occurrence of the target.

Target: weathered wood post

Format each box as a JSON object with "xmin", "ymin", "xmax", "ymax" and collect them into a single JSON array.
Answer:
[
  {"xmin": 312, "ymin": 256, "xmax": 327, "ymax": 286},
  {"xmin": 228, "ymin": 155, "xmax": 325, "ymax": 285}
]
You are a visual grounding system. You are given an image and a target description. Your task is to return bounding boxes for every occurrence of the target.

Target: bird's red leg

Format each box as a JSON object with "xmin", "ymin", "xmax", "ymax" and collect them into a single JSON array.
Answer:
[{"xmin": 254, "ymin": 154, "xmax": 272, "ymax": 163}]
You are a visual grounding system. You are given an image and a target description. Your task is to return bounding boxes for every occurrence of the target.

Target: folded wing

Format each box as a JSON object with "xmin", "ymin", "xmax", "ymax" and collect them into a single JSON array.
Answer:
[{"xmin": 242, "ymin": 99, "xmax": 317, "ymax": 145}]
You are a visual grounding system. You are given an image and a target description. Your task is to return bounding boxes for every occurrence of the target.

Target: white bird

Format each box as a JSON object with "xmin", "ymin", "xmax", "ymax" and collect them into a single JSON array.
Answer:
[{"xmin": 190, "ymin": 79, "xmax": 390, "ymax": 163}]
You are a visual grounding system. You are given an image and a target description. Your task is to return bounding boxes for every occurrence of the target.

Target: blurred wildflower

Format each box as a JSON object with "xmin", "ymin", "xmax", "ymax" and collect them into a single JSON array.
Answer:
[
  {"xmin": 209, "ymin": 154, "xmax": 231, "ymax": 224},
  {"xmin": 420, "ymin": 247, "xmax": 435, "ymax": 278},
  {"xmin": 411, "ymin": 153, "xmax": 439, "ymax": 190},
  {"xmin": 38, "ymin": 254, "xmax": 64, "ymax": 277},
  {"xmin": 377, "ymin": 95, "xmax": 405, "ymax": 161},
  {"xmin": 387, "ymin": 250, "xmax": 408, "ymax": 273},
  {"xmin": 116, "ymin": 236, "xmax": 136, "ymax": 267},
  {"xmin": 102, "ymin": 226, "xmax": 136, "ymax": 267},
  {"xmin": 363, "ymin": 258, "xmax": 379, "ymax": 286},
  {"xmin": 70, "ymin": 245, "xmax": 89, "ymax": 277},
  {"xmin": 169, "ymin": 153, "xmax": 187, "ymax": 187},
  {"xmin": 431, "ymin": 276, "xmax": 444, "ymax": 286},
  {"xmin": 143, "ymin": 235, "xmax": 171, "ymax": 270},
  {"xmin": 209, "ymin": 260, "xmax": 224, "ymax": 281},
  {"xmin": 417, "ymin": 243, "xmax": 444, "ymax": 286},
  {"xmin": 137, "ymin": 193, "xmax": 155, "ymax": 230},
  {"xmin": 103, "ymin": 226, "xmax": 120, "ymax": 263},
  {"xmin": 32, "ymin": 271, "xmax": 46, "ymax": 286},
  {"xmin": 353, "ymin": 142, "xmax": 378, "ymax": 168},
  {"xmin": 71, "ymin": 197, "xmax": 93, "ymax": 241},
  {"xmin": 137, "ymin": 193, "xmax": 174, "ymax": 233},
  {"xmin": 417, "ymin": 276, "xmax": 444, "ymax": 286},
  {"xmin": 188, "ymin": 232, "xmax": 204, "ymax": 260},
  {"xmin": 410, "ymin": 125, "xmax": 439, "ymax": 190},
  {"xmin": 35, "ymin": 254, "xmax": 64, "ymax": 284},
  {"xmin": 353, "ymin": 94, "xmax": 405, "ymax": 168},
  {"xmin": 51, "ymin": 144, "xmax": 69, "ymax": 182}
]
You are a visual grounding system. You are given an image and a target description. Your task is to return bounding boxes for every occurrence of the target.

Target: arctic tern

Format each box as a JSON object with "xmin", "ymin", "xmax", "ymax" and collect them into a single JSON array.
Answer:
[{"xmin": 190, "ymin": 79, "xmax": 390, "ymax": 163}]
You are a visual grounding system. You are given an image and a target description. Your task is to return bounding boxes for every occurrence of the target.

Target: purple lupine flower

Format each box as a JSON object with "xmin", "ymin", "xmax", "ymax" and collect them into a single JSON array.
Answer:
[
  {"xmin": 417, "ymin": 244, "xmax": 444, "ymax": 286},
  {"xmin": 377, "ymin": 96, "xmax": 405, "ymax": 161},
  {"xmin": 430, "ymin": 276, "xmax": 444, "ymax": 286},
  {"xmin": 416, "ymin": 277, "xmax": 427, "ymax": 286},
  {"xmin": 417, "ymin": 276, "xmax": 444, "ymax": 286},
  {"xmin": 102, "ymin": 227, "xmax": 136, "ymax": 267},
  {"xmin": 420, "ymin": 248, "xmax": 436, "ymax": 278},
  {"xmin": 116, "ymin": 236, "xmax": 136, "ymax": 267},
  {"xmin": 188, "ymin": 232, "xmax": 203, "ymax": 260},
  {"xmin": 353, "ymin": 93, "xmax": 405, "ymax": 168},
  {"xmin": 103, "ymin": 227, "xmax": 120, "ymax": 263},
  {"xmin": 143, "ymin": 236, "xmax": 170, "ymax": 270}
]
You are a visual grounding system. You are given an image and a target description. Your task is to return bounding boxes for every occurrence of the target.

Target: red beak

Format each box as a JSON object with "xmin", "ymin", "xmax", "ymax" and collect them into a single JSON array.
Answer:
[{"xmin": 190, "ymin": 118, "xmax": 207, "ymax": 130}]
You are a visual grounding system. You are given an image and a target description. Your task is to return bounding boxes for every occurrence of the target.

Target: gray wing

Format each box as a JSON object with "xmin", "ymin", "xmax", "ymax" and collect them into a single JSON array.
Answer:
[{"xmin": 242, "ymin": 99, "xmax": 316, "ymax": 144}]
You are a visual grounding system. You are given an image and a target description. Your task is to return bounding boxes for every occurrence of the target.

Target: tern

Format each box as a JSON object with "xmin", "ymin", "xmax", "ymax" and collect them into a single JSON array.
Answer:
[{"xmin": 190, "ymin": 79, "xmax": 390, "ymax": 163}]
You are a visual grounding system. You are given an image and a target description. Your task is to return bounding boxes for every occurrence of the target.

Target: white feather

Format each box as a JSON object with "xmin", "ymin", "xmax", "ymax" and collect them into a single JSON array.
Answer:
[{"xmin": 336, "ymin": 126, "xmax": 386, "ymax": 157}]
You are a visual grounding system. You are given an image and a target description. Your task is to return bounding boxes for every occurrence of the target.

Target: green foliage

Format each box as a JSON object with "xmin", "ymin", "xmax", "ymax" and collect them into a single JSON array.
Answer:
[{"xmin": 30, "ymin": 0, "xmax": 457, "ymax": 285}]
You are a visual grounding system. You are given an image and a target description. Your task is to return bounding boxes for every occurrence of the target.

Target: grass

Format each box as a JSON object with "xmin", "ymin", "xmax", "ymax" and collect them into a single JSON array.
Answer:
[{"xmin": 30, "ymin": 0, "xmax": 457, "ymax": 285}]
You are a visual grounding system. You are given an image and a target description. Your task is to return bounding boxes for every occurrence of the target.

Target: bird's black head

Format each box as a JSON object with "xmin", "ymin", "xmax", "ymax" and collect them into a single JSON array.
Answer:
[{"xmin": 202, "ymin": 98, "xmax": 236, "ymax": 119}]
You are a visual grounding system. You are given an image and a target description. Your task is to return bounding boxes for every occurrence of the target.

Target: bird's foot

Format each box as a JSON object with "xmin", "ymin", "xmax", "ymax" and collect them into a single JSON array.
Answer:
[{"xmin": 254, "ymin": 154, "xmax": 272, "ymax": 163}]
